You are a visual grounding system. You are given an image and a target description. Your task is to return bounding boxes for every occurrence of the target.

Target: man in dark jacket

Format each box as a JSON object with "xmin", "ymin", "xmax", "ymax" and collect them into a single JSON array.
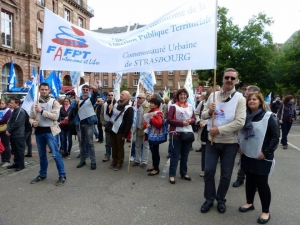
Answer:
[
  {"xmin": 107, "ymin": 91, "xmax": 133, "ymax": 171},
  {"xmin": 6, "ymin": 98, "xmax": 26, "ymax": 171}
]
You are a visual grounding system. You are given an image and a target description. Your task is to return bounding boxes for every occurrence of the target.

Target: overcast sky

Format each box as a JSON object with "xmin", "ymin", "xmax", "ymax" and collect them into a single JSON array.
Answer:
[{"xmin": 87, "ymin": 0, "xmax": 300, "ymax": 43}]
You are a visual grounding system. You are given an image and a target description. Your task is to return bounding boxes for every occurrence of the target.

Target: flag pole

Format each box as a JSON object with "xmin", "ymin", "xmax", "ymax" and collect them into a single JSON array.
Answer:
[
  {"xmin": 127, "ymin": 127, "xmax": 133, "ymax": 173},
  {"xmin": 211, "ymin": 0, "xmax": 218, "ymax": 145}
]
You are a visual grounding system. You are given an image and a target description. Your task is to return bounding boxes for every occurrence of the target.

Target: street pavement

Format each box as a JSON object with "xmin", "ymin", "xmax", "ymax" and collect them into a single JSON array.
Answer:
[{"xmin": 0, "ymin": 125, "xmax": 300, "ymax": 225}]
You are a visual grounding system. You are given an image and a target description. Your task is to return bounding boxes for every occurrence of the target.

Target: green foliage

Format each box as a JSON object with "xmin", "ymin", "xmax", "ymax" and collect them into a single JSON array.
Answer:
[{"xmin": 120, "ymin": 81, "xmax": 127, "ymax": 92}]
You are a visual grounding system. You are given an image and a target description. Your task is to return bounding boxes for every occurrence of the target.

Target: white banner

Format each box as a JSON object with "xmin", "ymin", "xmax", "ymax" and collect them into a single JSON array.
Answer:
[{"xmin": 40, "ymin": 0, "xmax": 216, "ymax": 72}]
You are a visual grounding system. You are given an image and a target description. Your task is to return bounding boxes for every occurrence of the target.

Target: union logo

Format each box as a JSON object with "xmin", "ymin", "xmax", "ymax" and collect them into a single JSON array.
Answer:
[
  {"xmin": 214, "ymin": 109, "xmax": 225, "ymax": 116},
  {"xmin": 52, "ymin": 26, "xmax": 88, "ymax": 48}
]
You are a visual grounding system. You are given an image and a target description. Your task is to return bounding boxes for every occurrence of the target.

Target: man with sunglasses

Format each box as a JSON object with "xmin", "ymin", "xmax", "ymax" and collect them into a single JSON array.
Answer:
[
  {"xmin": 100, "ymin": 91, "xmax": 116, "ymax": 162},
  {"xmin": 200, "ymin": 68, "xmax": 246, "ymax": 214},
  {"xmin": 70, "ymin": 82, "xmax": 99, "ymax": 170}
]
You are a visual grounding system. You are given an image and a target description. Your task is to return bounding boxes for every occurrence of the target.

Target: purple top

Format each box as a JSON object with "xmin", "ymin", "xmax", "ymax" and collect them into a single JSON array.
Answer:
[
  {"xmin": 0, "ymin": 107, "xmax": 12, "ymax": 125},
  {"xmin": 167, "ymin": 105, "xmax": 196, "ymax": 136}
]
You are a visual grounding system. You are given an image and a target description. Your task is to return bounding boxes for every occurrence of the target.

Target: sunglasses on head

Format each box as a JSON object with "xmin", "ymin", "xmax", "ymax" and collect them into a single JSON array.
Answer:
[{"xmin": 224, "ymin": 76, "xmax": 237, "ymax": 81}]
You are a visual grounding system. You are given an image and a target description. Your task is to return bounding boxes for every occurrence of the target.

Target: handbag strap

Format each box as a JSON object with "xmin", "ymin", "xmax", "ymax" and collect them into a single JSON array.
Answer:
[{"xmin": 112, "ymin": 108, "xmax": 125, "ymax": 124}]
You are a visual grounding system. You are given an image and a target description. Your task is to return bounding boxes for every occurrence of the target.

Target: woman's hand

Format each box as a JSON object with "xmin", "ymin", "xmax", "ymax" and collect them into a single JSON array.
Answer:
[
  {"xmin": 64, "ymin": 117, "xmax": 68, "ymax": 120},
  {"xmin": 237, "ymin": 147, "xmax": 243, "ymax": 155},
  {"xmin": 257, "ymin": 152, "xmax": 265, "ymax": 160},
  {"xmin": 199, "ymin": 121, "xmax": 206, "ymax": 128},
  {"xmin": 183, "ymin": 120, "xmax": 190, "ymax": 126},
  {"xmin": 279, "ymin": 120, "xmax": 283, "ymax": 124},
  {"xmin": 146, "ymin": 124, "xmax": 151, "ymax": 128}
]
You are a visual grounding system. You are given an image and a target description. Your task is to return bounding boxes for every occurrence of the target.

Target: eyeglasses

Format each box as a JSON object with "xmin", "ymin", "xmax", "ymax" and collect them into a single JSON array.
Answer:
[
  {"xmin": 82, "ymin": 88, "xmax": 89, "ymax": 91},
  {"xmin": 224, "ymin": 76, "xmax": 237, "ymax": 81},
  {"xmin": 97, "ymin": 101, "xmax": 101, "ymax": 102},
  {"xmin": 108, "ymin": 95, "xmax": 113, "ymax": 96}
]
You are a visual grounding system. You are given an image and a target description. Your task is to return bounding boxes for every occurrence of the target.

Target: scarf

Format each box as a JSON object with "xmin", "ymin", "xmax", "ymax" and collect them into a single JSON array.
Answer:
[
  {"xmin": 116, "ymin": 99, "xmax": 130, "ymax": 111},
  {"xmin": 287, "ymin": 103, "xmax": 295, "ymax": 121},
  {"xmin": 39, "ymin": 95, "xmax": 50, "ymax": 103},
  {"xmin": 243, "ymin": 108, "xmax": 262, "ymax": 139}
]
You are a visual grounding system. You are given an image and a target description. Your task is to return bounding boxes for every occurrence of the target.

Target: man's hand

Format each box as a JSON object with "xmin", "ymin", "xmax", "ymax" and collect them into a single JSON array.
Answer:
[
  {"xmin": 75, "ymin": 96, "xmax": 80, "ymax": 104},
  {"xmin": 257, "ymin": 152, "xmax": 265, "ymax": 160},
  {"xmin": 89, "ymin": 80, "xmax": 98, "ymax": 90},
  {"xmin": 5, "ymin": 131, "xmax": 10, "ymax": 136},
  {"xmin": 35, "ymin": 104, "xmax": 42, "ymax": 113},
  {"xmin": 279, "ymin": 120, "xmax": 283, "ymax": 124},
  {"xmin": 108, "ymin": 104, "xmax": 113, "ymax": 111},
  {"xmin": 209, "ymin": 126, "xmax": 219, "ymax": 136},
  {"xmin": 199, "ymin": 121, "xmax": 206, "ymax": 128},
  {"xmin": 208, "ymin": 102, "xmax": 216, "ymax": 115},
  {"xmin": 237, "ymin": 147, "xmax": 243, "ymax": 155},
  {"xmin": 32, "ymin": 120, "xmax": 39, "ymax": 128}
]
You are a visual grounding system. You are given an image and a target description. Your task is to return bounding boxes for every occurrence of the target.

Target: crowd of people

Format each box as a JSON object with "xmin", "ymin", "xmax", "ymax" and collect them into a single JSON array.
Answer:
[{"xmin": 1, "ymin": 68, "xmax": 298, "ymax": 224}]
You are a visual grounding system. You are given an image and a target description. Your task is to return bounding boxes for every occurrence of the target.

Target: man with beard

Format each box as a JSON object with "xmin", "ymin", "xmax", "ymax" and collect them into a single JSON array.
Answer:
[
  {"xmin": 200, "ymin": 68, "xmax": 246, "ymax": 214},
  {"xmin": 100, "ymin": 91, "xmax": 116, "ymax": 162},
  {"xmin": 107, "ymin": 91, "xmax": 133, "ymax": 171}
]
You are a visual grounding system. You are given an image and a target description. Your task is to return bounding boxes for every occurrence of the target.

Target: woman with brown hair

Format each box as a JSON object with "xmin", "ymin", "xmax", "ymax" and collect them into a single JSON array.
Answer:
[
  {"xmin": 59, "ymin": 97, "xmax": 72, "ymax": 157},
  {"xmin": 238, "ymin": 92, "xmax": 279, "ymax": 224},
  {"xmin": 167, "ymin": 88, "xmax": 196, "ymax": 184},
  {"xmin": 277, "ymin": 95, "xmax": 296, "ymax": 149},
  {"xmin": 0, "ymin": 99, "xmax": 12, "ymax": 167}
]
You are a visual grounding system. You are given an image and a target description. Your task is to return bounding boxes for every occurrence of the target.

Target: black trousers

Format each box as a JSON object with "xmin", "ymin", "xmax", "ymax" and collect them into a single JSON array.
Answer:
[
  {"xmin": 236, "ymin": 155, "xmax": 245, "ymax": 181},
  {"xmin": 97, "ymin": 122, "xmax": 103, "ymax": 142},
  {"xmin": 150, "ymin": 144, "xmax": 160, "ymax": 171},
  {"xmin": 204, "ymin": 142, "xmax": 238, "ymax": 203},
  {"xmin": 245, "ymin": 171, "xmax": 271, "ymax": 213},
  {"xmin": 11, "ymin": 137, "xmax": 25, "ymax": 166}
]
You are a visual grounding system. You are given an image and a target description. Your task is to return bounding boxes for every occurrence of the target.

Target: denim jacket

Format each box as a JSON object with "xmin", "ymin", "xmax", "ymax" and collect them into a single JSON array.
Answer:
[{"xmin": 69, "ymin": 91, "xmax": 98, "ymax": 126}]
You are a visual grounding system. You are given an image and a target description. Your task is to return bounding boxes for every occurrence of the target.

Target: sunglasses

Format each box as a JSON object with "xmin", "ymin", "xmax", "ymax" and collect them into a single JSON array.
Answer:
[
  {"xmin": 224, "ymin": 76, "xmax": 237, "ymax": 81},
  {"xmin": 108, "ymin": 95, "xmax": 113, "ymax": 96},
  {"xmin": 137, "ymin": 97, "xmax": 144, "ymax": 99},
  {"xmin": 82, "ymin": 88, "xmax": 89, "ymax": 91}
]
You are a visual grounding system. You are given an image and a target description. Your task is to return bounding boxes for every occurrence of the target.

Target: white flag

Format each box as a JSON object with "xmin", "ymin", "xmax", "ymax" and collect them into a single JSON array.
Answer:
[
  {"xmin": 113, "ymin": 73, "xmax": 122, "ymax": 101},
  {"xmin": 22, "ymin": 75, "xmax": 38, "ymax": 115},
  {"xmin": 184, "ymin": 70, "xmax": 195, "ymax": 109}
]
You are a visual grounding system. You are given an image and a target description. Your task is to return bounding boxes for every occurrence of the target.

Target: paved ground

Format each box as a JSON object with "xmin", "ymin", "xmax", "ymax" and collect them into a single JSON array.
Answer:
[{"xmin": 0, "ymin": 126, "xmax": 300, "ymax": 225}]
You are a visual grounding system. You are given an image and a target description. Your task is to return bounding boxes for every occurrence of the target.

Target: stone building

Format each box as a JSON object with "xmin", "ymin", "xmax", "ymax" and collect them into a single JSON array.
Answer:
[{"xmin": 0, "ymin": 0, "xmax": 94, "ymax": 92}]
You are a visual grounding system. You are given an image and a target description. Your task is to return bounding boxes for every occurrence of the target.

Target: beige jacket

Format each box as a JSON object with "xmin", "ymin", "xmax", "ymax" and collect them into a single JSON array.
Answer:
[
  {"xmin": 202, "ymin": 88, "xmax": 246, "ymax": 144},
  {"xmin": 136, "ymin": 101, "xmax": 150, "ymax": 136},
  {"xmin": 29, "ymin": 99, "xmax": 61, "ymax": 136}
]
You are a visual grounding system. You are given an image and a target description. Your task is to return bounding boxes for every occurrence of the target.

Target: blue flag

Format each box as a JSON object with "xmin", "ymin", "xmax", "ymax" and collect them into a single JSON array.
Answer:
[
  {"xmin": 101, "ymin": 92, "xmax": 106, "ymax": 101},
  {"xmin": 45, "ymin": 71, "xmax": 59, "ymax": 98},
  {"xmin": 32, "ymin": 66, "xmax": 36, "ymax": 78},
  {"xmin": 8, "ymin": 61, "xmax": 16, "ymax": 91},
  {"xmin": 40, "ymin": 70, "xmax": 44, "ymax": 83},
  {"xmin": 57, "ymin": 71, "xmax": 62, "ymax": 90}
]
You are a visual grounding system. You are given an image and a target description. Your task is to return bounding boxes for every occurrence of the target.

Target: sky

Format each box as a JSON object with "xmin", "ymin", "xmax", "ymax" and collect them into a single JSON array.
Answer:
[{"xmin": 87, "ymin": 0, "xmax": 300, "ymax": 43}]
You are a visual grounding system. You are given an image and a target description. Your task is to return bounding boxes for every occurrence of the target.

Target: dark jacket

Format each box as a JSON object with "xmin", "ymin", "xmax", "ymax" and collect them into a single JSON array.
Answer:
[
  {"xmin": 95, "ymin": 103, "xmax": 102, "ymax": 123},
  {"xmin": 241, "ymin": 110, "xmax": 280, "ymax": 175},
  {"xmin": 271, "ymin": 100, "xmax": 281, "ymax": 114},
  {"xmin": 108, "ymin": 100, "xmax": 133, "ymax": 138},
  {"xmin": 24, "ymin": 113, "xmax": 32, "ymax": 133},
  {"xmin": 6, "ymin": 107, "xmax": 26, "ymax": 138},
  {"xmin": 277, "ymin": 103, "xmax": 296, "ymax": 122}
]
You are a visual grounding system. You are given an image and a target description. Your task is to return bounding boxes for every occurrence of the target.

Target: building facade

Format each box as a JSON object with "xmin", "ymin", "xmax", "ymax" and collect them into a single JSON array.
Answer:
[{"xmin": 0, "ymin": 0, "xmax": 94, "ymax": 92}]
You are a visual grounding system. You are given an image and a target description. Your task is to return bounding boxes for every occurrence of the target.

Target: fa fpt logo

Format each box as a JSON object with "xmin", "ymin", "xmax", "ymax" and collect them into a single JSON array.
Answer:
[
  {"xmin": 52, "ymin": 26, "xmax": 88, "ymax": 48},
  {"xmin": 47, "ymin": 25, "xmax": 91, "ymax": 61}
]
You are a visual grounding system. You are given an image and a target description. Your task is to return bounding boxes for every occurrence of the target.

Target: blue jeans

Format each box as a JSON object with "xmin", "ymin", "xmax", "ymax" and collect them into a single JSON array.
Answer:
[
  {"xmin": 76, "ymin": 124, "xmax": 96, "ymax": 163},
  {"xmin": 204, "ymin": 142, "xmax": 238, "ymax": 203},
  {"xmin": 36, "ymin": 133, "xmax": 66, "ymax": 178},
  {"xmin": 93, "ymin": 125, "xmax": 99, "ymax": 139},
  {"xmin": 104, "ymin": 131, "xmax": 111, "ymax": 158},
  {"xmin": 131, "ymin": 141, "xmax": 136, "ymax": 158},
  {"xmin": 281, "ymin": 121, "xmax": 293, "ymax": 146},
  {"xmin": 60, "ymin": 128, "xmax": 72, "ymax": 154},
  {"xmin": 169, "ymin": 135, "xmax": 191, "ymax": 177}
]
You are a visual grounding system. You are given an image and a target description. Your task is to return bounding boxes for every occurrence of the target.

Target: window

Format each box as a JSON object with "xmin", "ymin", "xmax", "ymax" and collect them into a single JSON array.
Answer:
[
  {"xmin": 94, "ymin": 72, "xmax": 99, "ymax": 75},
  {"xmin": 37, "ymin": 28, "xmax": 43, "ymax": 49},
  {"xmin": 133, "ymin": 79, "xmax": 139, "ymax": 86},
  {"xmin": 156, "ymin": 71, "xmax": 162, "ymax": 75},
  {"xmin": 103, "ymin": 72, "xmax": 108, "ymax": 75},
  {"xmin": 77, "ymin": 0, "xmax": 82, "ymax": 5},
  {"xmin": 180, "ymin": 70, "xmax": 186, "ymax": 75},
  {"xmin": 134, "ymin": 72, "xmax": 139, "ymax": 75},
  {"xmin": 156, "ymin": 79, "xmax": 162, "ymax": 86},
  {"xmin": 64, "ymin": 9, "xmax": 70, "ymax": 21},
  {"xmin": 168, "ymin": 79, "xmax": 174, "ymax": 86},
  {"xmin": 1, "ymin": 63, "xmax": 10, "ymax": 91},
  {"xmin": 168, "ymin": 71, "xmax": 174, "ymax": 75},
  {"xmin": 180, "ymin": 80, "xmax": 185, "ymax": 87},
  {"xmin": 78, "ymin": 17, "xmax": 83, "ymax": 28},
  {"xmin": 1, "ymin": 11, "xmax": 13, "ymax": 47},
  {"xmin": 103, "ymin": 79, "xmax": 108, "ymax": 86},
  {"xmin": 37, "ymin": 0, "xmax": 45, "ymax": 6}
]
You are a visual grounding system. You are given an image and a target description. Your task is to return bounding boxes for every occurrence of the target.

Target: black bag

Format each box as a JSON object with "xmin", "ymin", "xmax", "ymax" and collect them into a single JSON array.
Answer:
[
  {"xmin": 104, "ymin": 121, "xmax": 113, "ymax": 132},
  {"xmin": 180, "ymin": 132, "xmax": 195, "ymax": 142},
  {"xmin": 201, "ymin": 124, "xmax": 208, "ymax": 142}
]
